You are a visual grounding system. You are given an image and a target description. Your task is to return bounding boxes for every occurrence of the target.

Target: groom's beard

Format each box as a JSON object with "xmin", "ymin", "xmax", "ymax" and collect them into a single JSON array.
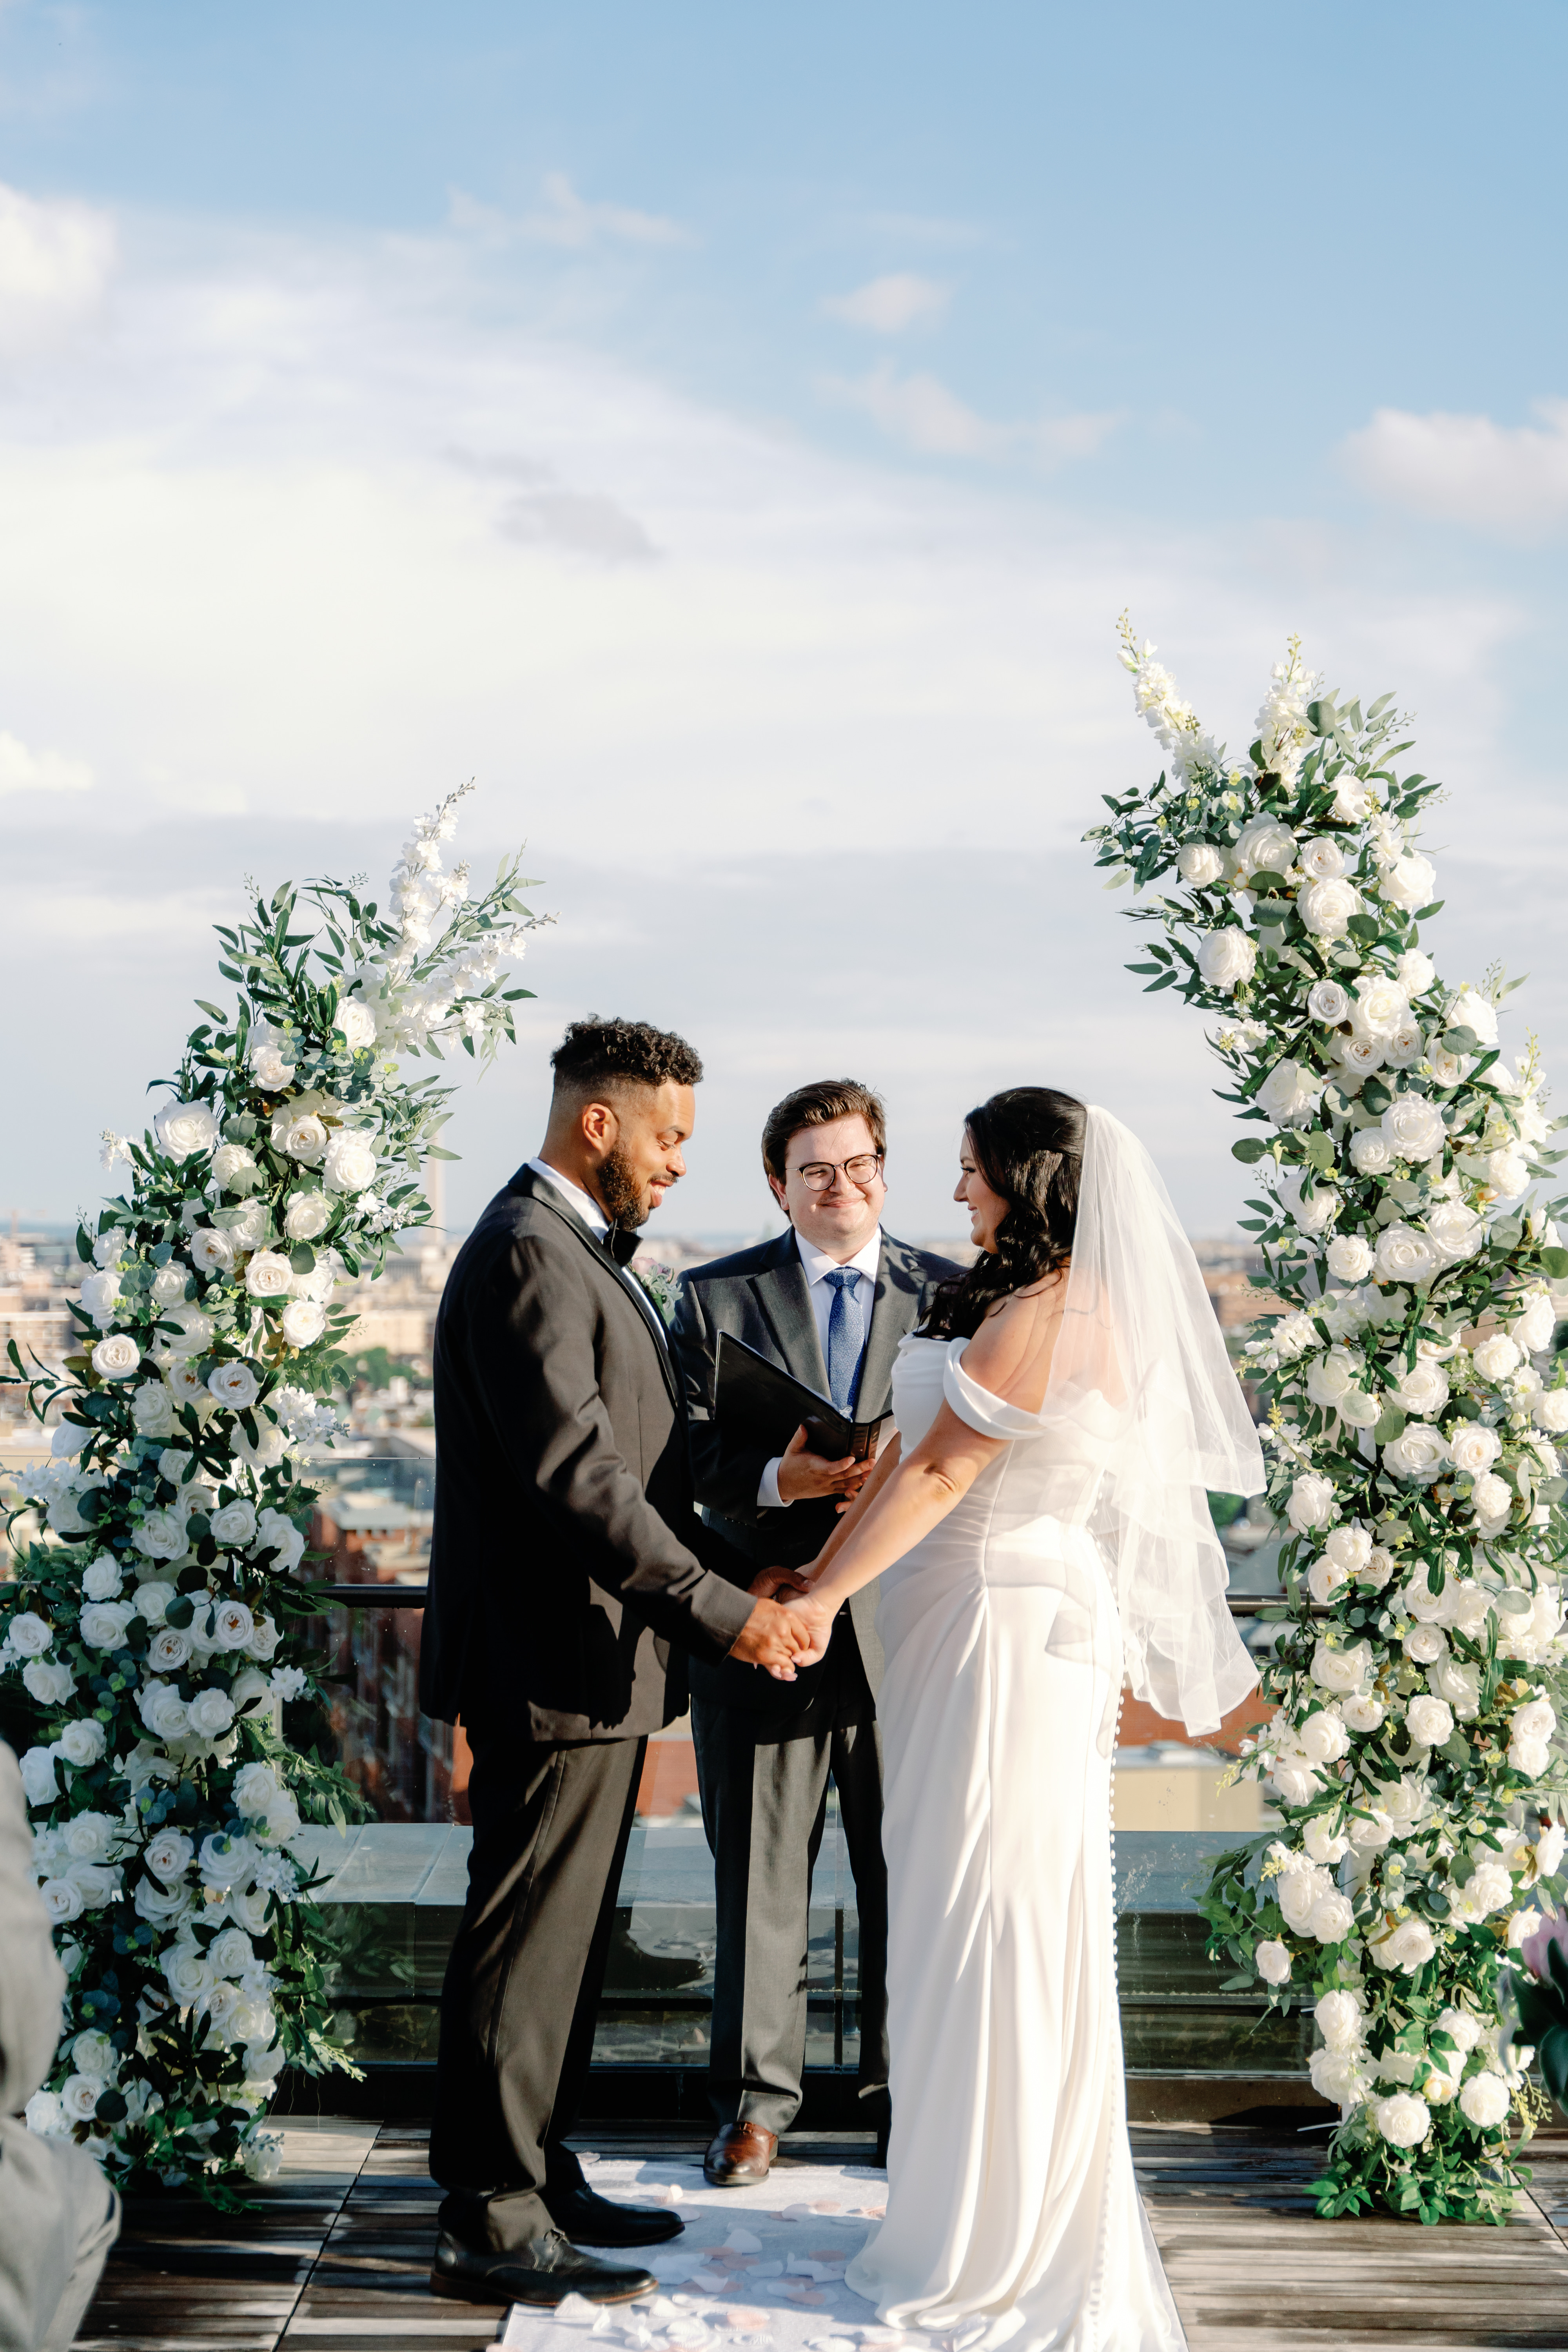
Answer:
[{"xmin": 598, "ymin": 1142, "xmax": 668, "ymax": 1230}]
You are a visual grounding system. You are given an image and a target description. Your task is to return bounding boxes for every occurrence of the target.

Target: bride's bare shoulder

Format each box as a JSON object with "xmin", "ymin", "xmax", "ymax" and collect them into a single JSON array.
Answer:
[{"xmin": 961, "ymin": 1267, "xmax": 1068, "ymax": 1409}]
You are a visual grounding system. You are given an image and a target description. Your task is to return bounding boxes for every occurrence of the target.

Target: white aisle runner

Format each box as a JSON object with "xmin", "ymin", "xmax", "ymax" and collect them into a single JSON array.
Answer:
[{"xmin": 499, "ymin": 2158, "xmax": 920, "ymax": 2352}]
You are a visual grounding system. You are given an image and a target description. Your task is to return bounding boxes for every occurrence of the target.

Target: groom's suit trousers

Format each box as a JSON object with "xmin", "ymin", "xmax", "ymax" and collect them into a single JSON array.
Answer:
[
  {"xmin": 693, "ymin": 1635, "xmax": 889, "ymax": 2138},
  {"xmin": 430, "ymin": 1722, "xmax": 644, "ymax": 2243}
]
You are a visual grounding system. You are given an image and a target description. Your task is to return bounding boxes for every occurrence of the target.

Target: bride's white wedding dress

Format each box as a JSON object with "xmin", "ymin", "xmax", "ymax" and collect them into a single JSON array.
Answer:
[{"xmin": 844, "ymin": 1332, "xmax": 1185, "ymax": 2352}]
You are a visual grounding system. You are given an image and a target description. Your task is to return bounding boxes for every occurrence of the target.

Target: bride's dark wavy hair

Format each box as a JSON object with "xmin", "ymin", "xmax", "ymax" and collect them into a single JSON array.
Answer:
[{"xmin": 920, "ymin": 1087, "xmax": 1087, "ymax": 1341}]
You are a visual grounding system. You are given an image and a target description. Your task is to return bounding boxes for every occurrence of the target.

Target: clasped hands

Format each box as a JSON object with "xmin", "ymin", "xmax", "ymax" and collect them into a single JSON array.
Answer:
[{"xmin": 726, "ymin": 1563, "xmax": 835, "ymax": 1679}]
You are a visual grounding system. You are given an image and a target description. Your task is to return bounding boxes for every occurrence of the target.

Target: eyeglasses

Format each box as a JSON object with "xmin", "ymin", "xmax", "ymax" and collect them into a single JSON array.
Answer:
[{"xmin": 794, "ymin": 1154, "xmax": 884, "ymax": 1192}]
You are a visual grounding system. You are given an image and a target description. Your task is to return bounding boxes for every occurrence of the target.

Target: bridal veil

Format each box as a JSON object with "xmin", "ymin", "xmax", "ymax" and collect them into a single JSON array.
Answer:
[{"xmin": 1047, "ymin": 1104, "xmax": 1265, "ymax": 1734}]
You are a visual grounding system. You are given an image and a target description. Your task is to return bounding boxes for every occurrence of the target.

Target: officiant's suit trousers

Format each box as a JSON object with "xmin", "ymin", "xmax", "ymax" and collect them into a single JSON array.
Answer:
[
  {"xmin": 430, "ymin": 1722, "xmax": 644, "ymax": 2245},
  {"xmin": 693, "ymin": 1632, "xmax": 889, "ymax": 2139}
]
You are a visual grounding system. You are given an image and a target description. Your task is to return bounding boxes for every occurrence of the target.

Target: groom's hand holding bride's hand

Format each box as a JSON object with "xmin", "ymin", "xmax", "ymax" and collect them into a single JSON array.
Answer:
[
  {"xmin": 728, "ymin": 1592, "xmax": 815, "ymax": 1675},
  {"xmin": 762, "ymin": 1585, "xmax": 835, "ymax": 1679}
]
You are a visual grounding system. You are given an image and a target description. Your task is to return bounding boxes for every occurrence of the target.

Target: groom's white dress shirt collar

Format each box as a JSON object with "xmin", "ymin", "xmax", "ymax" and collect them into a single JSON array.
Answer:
[
  {"xmin": 757, "ymin": 1224, "xmax": 883, "ymax": 1510},
  {"xmin": 525, "ymin": 1157, "xmax": 667, "ymax": 1342}
]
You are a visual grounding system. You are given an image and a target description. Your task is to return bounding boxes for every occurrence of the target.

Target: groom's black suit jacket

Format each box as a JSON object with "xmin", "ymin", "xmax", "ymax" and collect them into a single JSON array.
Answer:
[
  {"xmin": 670, "ymin": 1226, "xmax": 959, "ymax": 1715},
  {"xmin": 419, "ymin": 1165, "xmax": 755, "ymax": 1745}
]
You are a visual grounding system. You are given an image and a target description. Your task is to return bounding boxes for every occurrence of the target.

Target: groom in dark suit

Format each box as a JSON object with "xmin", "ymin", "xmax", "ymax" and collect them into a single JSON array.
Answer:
[
  {"xmin": 420, "ymin": 1017, "xmax": 810, "ymax": 2309},
  {"xmin": 670, "ymin": 1080, "xmax": 959, "ymax": 2185}
]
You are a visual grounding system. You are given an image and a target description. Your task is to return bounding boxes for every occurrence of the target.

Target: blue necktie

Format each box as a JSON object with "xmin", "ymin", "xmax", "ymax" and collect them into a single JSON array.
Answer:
[{"xmin": 824, "ymin": 1267, "xmax": 867, "ymax": 1418}]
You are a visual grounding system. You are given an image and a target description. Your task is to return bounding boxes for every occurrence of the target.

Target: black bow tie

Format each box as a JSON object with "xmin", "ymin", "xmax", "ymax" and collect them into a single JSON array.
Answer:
[{"xmin": 604, "ymin": 1225, "xmax": 641, "ymax": 1268}]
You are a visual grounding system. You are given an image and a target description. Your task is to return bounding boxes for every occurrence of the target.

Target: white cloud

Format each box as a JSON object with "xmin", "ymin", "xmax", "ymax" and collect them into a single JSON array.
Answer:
[
  {"xmin": 1341, "ymin": 398, "xmax": 1568, "ymax": 539},
  {"xmin": 823, "ymin": 273, "xmax": 950, "ymax": 333},
  {"xmin": 0, "ymin": 180, "xmax": 115, "ymax": 357},
  {"xmin": 823, "ymin": 359, "xmax": 1121, "ymax": 466},
  {"xmin": 448, "ymin": 173, "xmax": 690, "ymax": 252},
  {"xmin": 0, "ymin": 729, "xmax": 92, "ymax": 794}
]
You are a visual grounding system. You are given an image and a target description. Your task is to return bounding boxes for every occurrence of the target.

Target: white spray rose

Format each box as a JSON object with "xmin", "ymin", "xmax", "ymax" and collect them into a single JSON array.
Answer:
[
  {"xmin": 1254, "ymin": 1938, "xmax": 1291, "ymax": 1984},
  {"xmin": 271, "ymin": 1111, "xmax": 328, "ymax": 1164},
  {"xmin": 56, "ymin": 1719, "xmax": 107, "ymax": 1769},
  {"xmin": 322, "ymin": 1131, "xmax": 378, "ymax": 1194},
  {"xmin": 1316, "ymin": 1989, "xmax": 1365, "ymax": 2052},
  {"xmin": 1310, "ymin": 1638, "xmax": 1371, "ymax": 1693},
  {"xmin": 1305, "ymin": 1348, "xmax": 1357, "ymax": 1408},
  {"xmin": 255, "ymin": 1511, "xmax": 305, "ymax": 1574},
  {"xmin": 147, "ymin": 1627, "xmax": 191, "ymax": 1673},
  {"xmin": 1307, "ymin": 978, "xmax": 1350, "ymax": 1023},
  {"xmin": 189, "ymin": 1228, "xmax": 236, "ymax": 1278},
  {"xmin": 280, "ymin": 1299, "xmax": 327, "ymax": 1347},
  {"xmin": 1324, "ymin": 1524, "xmax": 1373, "ymax": 1576},
  {"xmin": 1257, "ymin": 1060, "xmax": 1322, "ymax": 1129},
  {"xmin": 1299, "ymin": 839, "xmax": 1346, "ymax": 882},
  {"xmin": 210, "ymin": 1502, "xmax": 258, "ymax": 1549},
  {"xmin": 1341, "ymin": 1691, "xmax": 1386, "ymax": 1732},
  {"xmin": 207, "ymin": 1361, "xmax": 260, "ymax": 1410},
  {"xmin": 1370, "ymin": 1919, "xmax": 1437, "ymax": 1975},
  {"xmin": 1406, "ymin": 1695, "xmax": 1454, "ymax": 1746},
  {"xmin": 1377, "ymin": 851, "xmax": 1437, "ymax": 913},
  {"xmin": 1425, "ymin": 1201, "xmax": 1483, "ymax": 1264},
  {"xmin": 157, "ymin": 1303, "xmax": 214, "ymax": 1361},
  {"xmin": 1384, "ymin": 1018, "xmax": 1425, "ymax": 1069},
  {"xmin": 1299, "ymin": 877, "xmax": 1361, "ymax": 938},
  {"xmin": 335, "ymin": 996, "xmax": 378, "ymax": 1048},
  {"xmin": 211, "ymin": 1143, "xmax": 258, "ymax": 1191},
  {"xmin": 245, "ymin": 1615, "xmax": 280, "ymax": 1662},
  {"xmin": 91, "ymin": 1334, "xmax": 141, "ymax": 1380},
  {"xmin": 1390, "ymin": 1359, "xmax": 1449, "ymax": 1419},
  {"xmin": 1459, "ymin": 2073, "xmax": 1510, "ymax": 2128},
  {"xmin": 1374, "ymin": 2091, "xmax": 1432, "ymax": 2145},
  {"xmin": 1448, "ymin": 1423, "xmax": 1502, "ymax": 1478},
  {"xmin": 78, "ymin": 1269, "xmax": 123, "ymax": 1328},
  {"xmin": 1305, "ymin": 1817, "xmax": 1352, "ymax": 1866},
  {"xmin": 251, "ymin": 1046, "xmax": 296, "ymax": 1091},
  {"xmin": 1195, "ymin": 922, "xmax": 1257, "ymax": 995},
  {"xmin": 1472, "ymin": 1471, "xmax": 1514, "ymax": 1527},
  {"xmin": 1513, "ymin": 1293, "xmax": 1557, "ymax": 1353},
  {"xmin": 1299, "ymin": 1710, "xmax": 1351, "ymax": 1765},
  {"xmin": 1287, "ymin": 1473, "xmax": 1338, "ymax": 1534},
  {"xmin": 1374, "ymin": 1224, "xmax": 1437, "ymax": 1287},
  {"xmin": 1348, "ymin": 1127, "xmax": 1397, "ymax": 1176},
  {"xmin": 154, "ymin": 1100, "xmax": 221, "ymax": 1160}
]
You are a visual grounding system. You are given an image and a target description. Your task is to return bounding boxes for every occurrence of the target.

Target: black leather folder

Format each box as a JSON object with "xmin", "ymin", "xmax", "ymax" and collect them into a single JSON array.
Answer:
[{"xmin": 713, "ymin": 1330, "xmax": 891, "ymax": 1463}]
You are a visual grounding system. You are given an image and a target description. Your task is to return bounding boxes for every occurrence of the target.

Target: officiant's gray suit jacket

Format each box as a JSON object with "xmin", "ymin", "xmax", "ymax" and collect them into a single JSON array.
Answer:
[{"xmin": 670, "ymin": 1227, "xmax": 959, "ymax": 1715}]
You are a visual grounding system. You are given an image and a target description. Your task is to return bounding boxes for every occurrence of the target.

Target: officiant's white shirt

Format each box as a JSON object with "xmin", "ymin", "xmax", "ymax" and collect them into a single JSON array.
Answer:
[
  {"xmin": 525, "ymin": 1158, "xmax": 668, "ymax": 1344},
  {"xmin": 758, "ymin": 1225, "xmax": 883, "ymax": 1509}
]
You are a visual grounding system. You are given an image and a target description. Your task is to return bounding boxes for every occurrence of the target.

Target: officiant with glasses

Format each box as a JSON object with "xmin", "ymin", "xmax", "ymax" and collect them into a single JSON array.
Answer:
[{"xmin": 670, "ymin": 1081, "xmax": 958, "ymax": 2187}]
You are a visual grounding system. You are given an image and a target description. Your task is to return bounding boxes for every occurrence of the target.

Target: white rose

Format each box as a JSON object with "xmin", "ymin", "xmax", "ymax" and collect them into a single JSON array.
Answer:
[
  {"xmin": 1270, "ymin": 1311, "xmax": 1315, "ymax": 1360},
  {"xmin": 222, "ymin": 1200, "xmax": 270, "ymax": 1251},
  {"xmin": 189, "ymin": 1228, "xmax": 236, "ymax": 1279},
  {"xmin": 1425, "ymin": 1201, "xmax": 1483, "ymax": 1264},
  {"xmin": 1354, "ymin": 975, "xmax": 1410, "ymax": 1037},
  {"xmin": 1351, "ymin": 1806, "xmax": 1393, "ymax": 1850},
  {"xmin": 256, "ymin": 1511, "xmax": 305, "ymax": 1574},
  {"xmin": 253, "ymin": 1043, "xmax": 298, "ymax": 1092},
  {"xmin": 91, "ymin": 1334, "xmax": 141, "ymax": 1380},
  {"xmin": 1310, "ymin": 1889, "xmax": 1356, "ymax": 1944},
  {"xmin": 271, "ymin": 1111, "xmax": 329, "ymax": 1165},
  {"xmin": 280, "ymin": 1299, "xmax": 327, "ymax": 1348},
  {"xmin": 1341, "ymin": 1691, "xmax": 1386, "ymax": 1732},
  {"xmin": 1374, "ymin": 2091, "xmax": 1432, "ymax": 2146},
  {"xmin": 1511, "ymin": 1734, "xmax": 1552, "ymax": 1779},
  {"xmin": 1310, "ymin": 1638, "xmax": 1371, "ymax": 1693},
  {"xmin": 1512, "ymin": 1696, "xmax": 1557, "ymax": 1743},
  {"xmin": 1299, "ymin": 876, "xmax": 1362, "ymax": 938},
  {"xmin": 1232, "ymin": 814, "xmax": 1298, "ymax": 876},
  {"xmin": 1299, "ymin": 838, "xmax": 1346, "ymax": 882},
  {"xmin": 1390, "ymin": 1359, "xmax": 1449, "ymax": 1419},
  {"xmin": 1336, "ymin": 1032, "xmax": 1385, "ymax": 1079},
  {"xmin": 1361, "ymin": 1545, "xmax": 1396, "ymax": 1590},
  {"xmin": 1458, "ymin": 2073, "xmax": 1510, "ymax": 2129},
  {"xmin": 138, "ymin": 1682, "xmax": 191, "ymax": 1740},
  {"xmin": 1288, "ymin": 1474, "xmax": 1338, "ymax": 1534},
  {"xmin": 234, "ymin": 1762, "xmax": 281, "ymax": 1817},
  {"xmin": 163, "ymin": 1940, "xmax": 215, "ymax": 2004},
  {"xmin": 38, "ymin": 1877, "xmax": 83, "ymax": 1924},
  {"xmin": 1487, "ymin": 1149, "xmax": 1531, "ymax": 1199},
  {"xmin": 1305, "ymin": 1348, "xmax": 1357, "ymax": 1408},
  {"xmin": 1307, "ymin": 978, "xmax": 1350, "ymax": 1023},
  {"xmin": 1254, "ymin": 1938, "xmax": 1291, "ymax": 1984},
  {"xmin": 212, "ymin": 1142, "xmax": 258, "ymax": 1191},
  {"xmin": 1196, "ymin": 927, "xmax": 1257, "ymax": 993},
  {"xmin": 212, "ymin": 1599, "xmax": 256, "ymax": 1650},
  {"xmin": 1299, "ymin": 1711, "xmax": 1351, "ymax": 1765},
  {"xmin": 1406, "ymin": 1695, "xmax": 1454, "ymax": 1747},
  {"xmin": 1383, "ymin": 1423, "xmax": 1448, "ymax": 1484},
  {"xmin": 210, "ymin": 1502, "xmax": 257, "ymax": 1550},
  {"xmin": 336, "ymin": 996, "xmax": 379, "ymax": 1049},
  {"xmin": 1384, "ymin": 1019, "xmax": 1425, "ymax": 1069},
  {"xmin": 132, "ymin": 1381, "xmax": 176, "ymax": 1437},
  {"xmin": 17, "ymin": 1747, "xmax": 60, "ymax": 1806},
  {"xmin": 1381, "ymin": 1097, "xmax": 1446, "ymax": 1160},
  {"xmin": 56, "ymin": 1719, "xmax": 107, "ymax": 1769},
  {"xmin": 1403, "ymin": 1623, "xmax": 1446, "ymax": 1665},
  {"xmin": 6, "ymin": 1612, "xmax": 53, "ymax": 1658},
  {"xmin": 144, "ymin": 1828, "xmax": 194, "ymax": 1883},
  {"xmin": 1257, "ymin": 1059, "xmax": 1322, "ymax": 1129},
  {"xmin": 199, "ymin": 1831, "xmax": 257, "ymax": 1891},
  {"xmin": 132, "ymin": 1579, "xmax": 176, "ymax": 1626},
  {"xmin": 1513, "ymin": 1293, "xmax": 1557, "ymax": 1353},
  {"xmin": 1277, "ymin": 1865, "xmax": 1331, "ymax": 1933},
  {"xmin": 1448, "ymin": 985, "xmax": 1499, "ymax": 1047},
  {"xmin": 1325, "ymin": 1234, "xmax": 1375, "ymax": 1282},
  {"xmin": 321, "ymin": 1130, "xmax": 379, "ymax": 1196},
  {"xmin": 210, "ymin": 1925, "xmax": 256, "ymax": 1980},
  {"xmin": 80, "ymin": 1555, "xmax": 123, "ymax": 1604},
  {"xmin": 244, "ymin": 1251, "xmax": 294, "ymax": 1299},
  {"xmin": 64, "ymin": 1811, "xmax": 114, "ymax": 1861},
  {"xmin": 155, "ymin": 1100, "xmax": 221, "ymax": 1160},
  {"xmin": 1396, "ymin": 949, "xmax": 1436, "ymax": 994},
  {"xmin": 1457, "ymin": 1862, "xmax": 1515, "ymax": 1920},
  {"xmin": 132, "ymin": 1509, "xmax": 188, "ymax": 1562},
  {"xmin": 1316, "ymin": 1989, "xmax": 1365, "ymax": 2053},
  {"xmin": 1370, "ymin": 1918, "xmax": 1437, "ymax": 1975},
  {"xmin": 234, "ymin": 1417, "xmax": 288, "ymax": 1474},
  {"xmin": 22, "ymin": 1659, "xmax": 74, "ymax": 1706},
  {"xmin": 207, "ymin": 1361, "xmax": 260, "ymax": 1412},
  {"xmin": 1448, "ymin": 1423, "xmax": 1502, "ymax": 1478},
  {"xmin": 1472, "ymin": 1471, "xmax": 1514, "ymax": 1526},
  {"xmin": 1376, "ymin": 851, "xmax": 1437, "ymax": 913},
  {"xmin": 78, "ymin": 1269, "xmax": 123, "ymax": 1328},
  {"xmin": 283, "ymin": 1191, "xmax": 334, "ymax": 1241},
  {"xmin": 1308, "ymin": 1555, "xmax": 1347, "ymax": 1605},
  {"xmin": 78, "ymin": 1601, "xmax": 134, "ymax": 1651},
  {"xmin": 71, "ymin": 2029, "xmax": 118, "ymax": 2080},
  {"xmin": 1323, "ymin": 1524, "xmax": 1372, "ymax": 1576},
  {"xmin": 1283, "ymin": 1175, "xmax": 1338, "ymax": 1235},
  {"xmin": 158, "ymin": 1303, "xmax": 214, "ymax": 1361},
  {"xmin": 58, "ymin": 2073, "xmax": 103, "ymax": 2124},
  {"xmin": 1532, "ymin": 1390, "xmax": 1568, "ymax": 1434},
  {"xmin": 245, "ymin": 1614, "xmax": 280, "ymax": 1662},
  {"xmin": 1305, "ymin": 1817, "xmax": 1352, "ymax": 1866},
  {"xmin": 188, "ymin": 1687, "xmax": 236, "ymax": 1738},
  {"xmin": 1348, "ymin": 1128, "xmax": 1397, "ymax": 1177},
  {"xmin": 1430, "ymin": 1655, "xmax": 1483, "ymax": 1717},
  {"xmin": 147, "ymin": 1626, "xmax": 191, "ymax": 1673},
  {"xmin": 1374, "ymin": 1223, "xmax": 1437, "ymax": 1287}
]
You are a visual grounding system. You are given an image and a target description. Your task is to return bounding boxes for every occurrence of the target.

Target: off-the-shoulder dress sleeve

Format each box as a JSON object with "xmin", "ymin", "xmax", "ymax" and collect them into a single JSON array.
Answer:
[{"xmin": 942, "ymin": 1339, "xmax": 1046, "ymax": 1440}]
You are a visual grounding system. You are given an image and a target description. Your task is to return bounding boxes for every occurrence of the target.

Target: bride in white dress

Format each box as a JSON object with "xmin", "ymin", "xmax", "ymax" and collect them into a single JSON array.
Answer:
[{"xmin": 774, "ymin": 1091, "xmax": 1264, "ymax": 2352}]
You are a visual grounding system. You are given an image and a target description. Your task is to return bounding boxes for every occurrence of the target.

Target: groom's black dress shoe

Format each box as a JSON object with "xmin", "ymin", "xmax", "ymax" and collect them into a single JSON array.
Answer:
[
  {"xmin": 546, "ymin": 2183, "xmax": 684, "ymax": 2246},
  {"xmin": 429, "ymin": 2227, "xmax": 657, "ymax": 2307}
]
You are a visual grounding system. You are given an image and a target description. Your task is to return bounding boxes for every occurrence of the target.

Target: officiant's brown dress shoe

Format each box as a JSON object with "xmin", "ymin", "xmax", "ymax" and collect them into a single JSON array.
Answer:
[{"xmin": 704, "ymin": 2122, "xmax": 777, "ymax": 2186}]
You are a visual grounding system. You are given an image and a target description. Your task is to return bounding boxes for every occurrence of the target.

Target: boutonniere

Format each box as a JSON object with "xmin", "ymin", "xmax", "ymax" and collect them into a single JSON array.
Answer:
[{"xmin": 632, "ymin": 1262, "xmax": 678, "ymax": 1326}]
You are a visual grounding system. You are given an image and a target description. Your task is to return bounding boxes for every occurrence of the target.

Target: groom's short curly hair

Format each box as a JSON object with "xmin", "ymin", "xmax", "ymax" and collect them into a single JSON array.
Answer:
[{"xmin": 550, "ymin": 1015, "xmax": 704, "ymax": 1099}]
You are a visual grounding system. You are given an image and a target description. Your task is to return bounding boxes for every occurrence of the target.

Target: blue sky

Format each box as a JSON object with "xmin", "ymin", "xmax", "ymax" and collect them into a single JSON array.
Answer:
[{"xmin": 2, "ymin": 2, "xmax": 1565, "ymax": 1240}]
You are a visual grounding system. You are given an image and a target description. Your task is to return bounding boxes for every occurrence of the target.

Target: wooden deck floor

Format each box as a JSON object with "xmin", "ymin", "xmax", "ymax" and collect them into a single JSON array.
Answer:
[{"xmin": 76, "ymin": 2118, "xmax": 1568, "ymax": 2352}]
